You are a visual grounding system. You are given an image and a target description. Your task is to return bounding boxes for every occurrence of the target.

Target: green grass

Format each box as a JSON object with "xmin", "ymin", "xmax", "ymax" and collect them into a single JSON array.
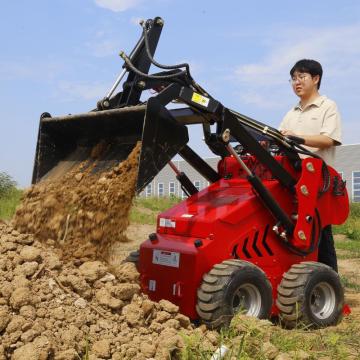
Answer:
[
  {"xmin": 130, "ymin": 196, "xmax": 181, "ymax": 224},
  {"xmin": 334, "ymin": 203, "xmax": 360, "ymax": 257},
  {"xmin": 179, "ymin": 315, "xmax": 360, "ymax": 359},
  {"xmin": 340, "ymin": 275, "xmax": 360, "ymax": 291},
  {"xmin": 129, "ymin": 208, "xmax": 158, "ymax": 225},
  {"xmin": 335, "ymin": 239, "xmax": 360, "ymax": 258},
  {"xmin": 134, "ymin": 196, "xmax": 181, "ymax": 212},
  {"xmin": 0, "ymin": 188, "xmax": 22, "ymax": 220},
  {"xmin": 333, "ymin": 203, "xmax": 360, "ymax": 241}
]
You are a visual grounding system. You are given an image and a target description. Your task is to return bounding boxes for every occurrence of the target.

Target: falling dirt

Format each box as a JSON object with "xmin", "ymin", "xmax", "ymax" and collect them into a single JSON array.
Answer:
[{"xmin": 13, "ymin": 142, "xmax": 141, "ymax": 262}]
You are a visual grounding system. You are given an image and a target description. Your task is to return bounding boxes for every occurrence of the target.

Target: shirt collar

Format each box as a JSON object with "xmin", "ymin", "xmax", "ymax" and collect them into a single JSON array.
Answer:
[{"xmin": 294, "ymin": 95, "xmax": 327, "ymax": 111}]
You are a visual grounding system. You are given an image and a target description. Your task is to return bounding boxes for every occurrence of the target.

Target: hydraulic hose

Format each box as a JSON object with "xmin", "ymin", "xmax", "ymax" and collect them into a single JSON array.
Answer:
[
  {"xmin": 119, "ymin": 51, "xmax": 187, "ymax": 80},
  {"xmin": 140, "ymin": 20, "xmax": 191, "ymax": 76}
]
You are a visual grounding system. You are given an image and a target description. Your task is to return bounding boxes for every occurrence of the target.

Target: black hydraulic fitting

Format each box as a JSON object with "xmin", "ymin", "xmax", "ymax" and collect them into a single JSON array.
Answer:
[
  {"xmin": 194, "ymin": 239, "xmax": 203, "ymax": 248},
  {"xmin": 149, "ymin": 233, "xmax": 157, "ymax": 242}
]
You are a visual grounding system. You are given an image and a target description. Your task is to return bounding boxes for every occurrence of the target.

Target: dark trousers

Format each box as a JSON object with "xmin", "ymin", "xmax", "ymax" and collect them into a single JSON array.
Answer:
[{"xmin": 318, "ymin": 225, "xmax": 338, "ymax": 272}]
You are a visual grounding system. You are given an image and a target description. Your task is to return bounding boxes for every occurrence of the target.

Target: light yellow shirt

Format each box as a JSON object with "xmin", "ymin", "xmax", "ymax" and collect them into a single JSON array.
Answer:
[{"xmin": 279, "ymin": 95, "xmax": 342, "ymax": 167}]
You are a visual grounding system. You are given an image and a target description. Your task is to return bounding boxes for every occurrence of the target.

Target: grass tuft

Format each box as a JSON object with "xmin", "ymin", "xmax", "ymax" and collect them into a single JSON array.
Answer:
[
  {"xmin": 0, "ymin": 188, "xmax": 22, "ymax": 220},
  {"xmin": 134, "ymin": 196, "xmax": 181, "ymax": 212},
  {"xmin": 333, "ymin": 203, "xmax": 360, "ymax": 241},
  {"xmin": 130, "ymin": 196, "xmax": 181, "ymax": 224}
]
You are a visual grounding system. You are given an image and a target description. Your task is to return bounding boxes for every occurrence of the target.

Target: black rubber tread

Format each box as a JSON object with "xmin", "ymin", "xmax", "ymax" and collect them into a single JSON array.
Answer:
[
  {"xmin": 277, "ymin": 295, "xmax": 298, "ymax": 305},
  {"xmin": 197, "ymin": 289, "xmax": 213, "ymax": 302},
  {"xmin": 276, "ymin": 262, "xmax": 344, "ymax": 328},
  {"xmin": 222, "ymin": 259, "xmax": 256, "ymax": 267},
  {"xmin": 198, "ymin": 301, "xmax": 221, "ymax": 312},
  {"xmin": 203, "ymin": 274, "xmax": 218, "ymax": 283},
  {"xmin": 196, "ymin": 259, "xmax": 272, "ymax": 329},
  {"xmin": 288, "ymin": 268, "xmax": 313, "ymax": 275},
  {"xmin": 200, "ymin": 283, "xmax": 225, "ymax": 292},
  {"xmin": 283, "ymin": 272, "xmax": 300, "ymax": 280},
  {"xmin": 279, "ymin": 279, "xmax": 306, "ymax": 288},
  {"xmin": 276, "ymin": 302, "xmax": 293, "ymax": 314},
  {"xmin": 209, "ymin": 268, "xmax": 235, "ymax": 276},
  {"xmin": 196, "ymin": 307, "xmax": 213, "ymax": 321},
  {"xmin": 281, "ymin": 313, "xmax": 298, "ymax": 322},
  {"xmin": 122, "ymin": 250, "xmax": 139, "ymax": 265},
  {"xmin": 214, "ymin": 263, "xmax": 229, "ymax": 270},
  {"xmin": 291, "ymin": 263, "xmax": 308, "ymax": 269},
  {"xmin": 277, "ymin": 286, "xmax": 294, "ymax": 297}
]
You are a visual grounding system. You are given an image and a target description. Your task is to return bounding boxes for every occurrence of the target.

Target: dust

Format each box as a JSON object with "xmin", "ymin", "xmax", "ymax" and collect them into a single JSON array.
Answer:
[{"xmin": 13, "ymin": 142, "xmax": 141, "ymax": 262}]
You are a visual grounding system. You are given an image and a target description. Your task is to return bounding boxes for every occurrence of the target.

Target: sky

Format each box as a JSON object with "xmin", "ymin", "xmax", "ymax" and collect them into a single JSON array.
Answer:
[{"xmin": 1, "ymin": 0, "xmax": 360, "ymax": 187}]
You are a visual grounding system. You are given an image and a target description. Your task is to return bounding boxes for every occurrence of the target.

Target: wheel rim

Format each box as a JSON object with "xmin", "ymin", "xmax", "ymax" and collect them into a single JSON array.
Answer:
[
  {"xmin": 232, "ymin": 283, "xmax": 262, "ymax": 317},
  {"xmin": 310, "ymin": 282, "xmax": 336, "ymax": 320}
]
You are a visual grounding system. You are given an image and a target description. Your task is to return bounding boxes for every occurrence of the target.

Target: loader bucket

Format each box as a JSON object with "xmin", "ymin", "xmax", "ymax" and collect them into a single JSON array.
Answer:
[{"xmin": 32, "ymin": 99, "xmax": 189, "ymax": 192}]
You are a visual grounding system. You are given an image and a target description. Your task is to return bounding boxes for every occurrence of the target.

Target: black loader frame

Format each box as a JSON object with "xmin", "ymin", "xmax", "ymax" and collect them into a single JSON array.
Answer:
[{"xmin": 32, "ymin": 17, "xmax": 328, "ymax": 243}]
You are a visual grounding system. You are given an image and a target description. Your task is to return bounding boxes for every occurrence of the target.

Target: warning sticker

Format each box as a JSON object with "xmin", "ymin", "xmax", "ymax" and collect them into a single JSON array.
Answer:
[
  {"xmin": 159, "ymin": 218, "xmax": 176, "ymax": 228},
  {"xmin": 152, "ymin": 250, "xmax": 180, "ymax": 268},
  {"xmin": 191, "ymin": 92, "xmax": 210, "ymax": 107},
  {"xmin": 149, "ymin": 280, "xmax": 156, "ymax": 291}
]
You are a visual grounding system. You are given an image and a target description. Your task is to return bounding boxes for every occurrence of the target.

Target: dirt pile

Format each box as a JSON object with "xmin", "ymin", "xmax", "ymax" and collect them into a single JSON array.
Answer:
[
  {"xmin": 0, "ymin": 223, "xmax": 221, "ymax": 359},
  {"xmin": 13, "ymin": 143, "xmax": 141, "ymax": 261}
]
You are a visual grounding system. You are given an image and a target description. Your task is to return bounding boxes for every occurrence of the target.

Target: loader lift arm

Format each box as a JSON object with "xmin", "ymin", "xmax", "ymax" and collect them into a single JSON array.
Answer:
[{"xmin": 33, "ymin": 16, "xmax": 334, "ymax": 244}]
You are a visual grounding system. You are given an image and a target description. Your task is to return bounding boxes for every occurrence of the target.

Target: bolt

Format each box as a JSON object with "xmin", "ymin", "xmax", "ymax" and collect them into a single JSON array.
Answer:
[
  {"xmin": 156, "ymin": 18, "xmax": 164, "ymax": 26},
  {"xmin": 291, "ymin": 213, "xmax": 298, "ymax": 220},
  {"xmin": 222, "ymin": 129, "xmax": 230, "ymax": 143},
  {"xmin": 300, "ymin": 185, "xmax": 309, "ymax": 196},
  {"xmin": 272, "ymin": 225, "xmax": 279, "ymax": 234},
  {"xmin": 305, "ymin": 215, "xmax": 313, "ymax": 223},
  {"xmin": 298, "ymin": 230, "xmax": 306, "ymax": 241},
  {"xmin": 306, "ymin": 162, "xmax": 315, "ymax": 173},
  {"xmin": 280, "ymin": 231, "xmax": 287, "ymax": 241},
  {"xmin": 137, "ymin": 81, "xmax": 146, "ymax": 89},
  {"xmin": 194, "ymin": 239, "xmax": 203, "ymax": 248}
]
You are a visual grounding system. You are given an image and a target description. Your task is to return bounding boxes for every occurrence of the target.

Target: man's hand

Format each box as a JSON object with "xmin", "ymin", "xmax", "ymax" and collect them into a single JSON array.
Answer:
[
  {"xmin": 280, "ymin": 129, "xmax": 296, "ymax": 137},
  {"xmin": 280, "ymin": 129, "xmax": 334, "ymax": 149}
]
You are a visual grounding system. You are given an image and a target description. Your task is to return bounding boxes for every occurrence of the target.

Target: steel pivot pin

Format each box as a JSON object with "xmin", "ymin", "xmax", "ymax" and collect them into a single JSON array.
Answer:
[
  {"xmin": 156, "ymin": 18, "xmax": 164, "ymax": 26},
  {"xmin": 222, "ymin": 129, "xmax": 230, "ymax": 143},
  {"xmin": 306, "ymin": 162, "xmax": 315, "ymax": 172},
  {"xmin": 298, "ymin": 230, "xmax": 307, "ymax": 241},
  {"xmin": 280, "ymin": 231, "xmax": 287, "ymax": 241},
  {"xmin": 300, "ymin": 185, "xmax": 309, "ymax": 196},
  {"xmin": 137, "ymin": 81, "xmax": 146, "ymax": 89}
]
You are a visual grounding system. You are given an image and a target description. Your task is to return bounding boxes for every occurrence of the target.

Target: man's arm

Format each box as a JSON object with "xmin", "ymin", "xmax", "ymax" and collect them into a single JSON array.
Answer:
[{"xmin": 280, "ymin": 130, "xmax": 334, "ymax": 149}]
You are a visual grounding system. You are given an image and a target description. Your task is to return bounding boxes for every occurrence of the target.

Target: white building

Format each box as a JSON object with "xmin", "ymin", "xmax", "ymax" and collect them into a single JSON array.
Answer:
[{"xmin": 141, "ymin": 144, "xmax": 360, "ymax": 202}]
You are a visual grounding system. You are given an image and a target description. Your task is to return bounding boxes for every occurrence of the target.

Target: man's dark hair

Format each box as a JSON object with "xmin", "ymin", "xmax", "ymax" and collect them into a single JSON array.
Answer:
[{"xmin": 290, "ymin": 59, "xmax": 323, "ymax": 89}]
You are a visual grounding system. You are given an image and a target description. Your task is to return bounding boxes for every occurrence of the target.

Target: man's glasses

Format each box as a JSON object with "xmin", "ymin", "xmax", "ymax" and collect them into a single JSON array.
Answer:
[{"xmin": 289, "ymin": 73, "xmax": 310, "ymax": 84}]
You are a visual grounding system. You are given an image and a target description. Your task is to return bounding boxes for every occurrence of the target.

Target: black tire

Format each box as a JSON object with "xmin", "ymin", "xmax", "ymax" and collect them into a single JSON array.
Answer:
[
  {"xmin": 276, "ymin": 261, "xmax": 344, "ymax": 328},
  {"xmin": 122, "ymin": 250, "xmax": 140, "ymax": 268},
  {"xmin": 196, "ymin": 259, "xmax": 273, "ymax": 329}
]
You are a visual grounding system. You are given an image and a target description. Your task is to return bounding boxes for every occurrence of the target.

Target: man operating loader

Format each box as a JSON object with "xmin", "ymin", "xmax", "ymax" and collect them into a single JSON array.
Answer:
[{"xmin": 279, "ymin": 59, "xmax": 342, "ymax": 272}]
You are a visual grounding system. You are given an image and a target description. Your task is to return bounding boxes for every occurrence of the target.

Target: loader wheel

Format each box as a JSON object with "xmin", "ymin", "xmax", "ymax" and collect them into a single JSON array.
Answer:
[
  {"xmin": 122, "ymin": 250, "xmax": 140, "ymax": 268},
  {"xmin": 196, "ymin": 260, "xmax": 273, "ymax": 329},
  {"xmin": 276, "ymin": 262, "xmax": 344, "ymax": 328}
]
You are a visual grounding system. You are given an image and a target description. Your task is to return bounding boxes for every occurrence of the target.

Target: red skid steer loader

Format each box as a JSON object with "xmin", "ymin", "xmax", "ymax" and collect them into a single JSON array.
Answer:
[{"xmin": 32, "ymin": 17, "xmax": 349, "ymax": 329}]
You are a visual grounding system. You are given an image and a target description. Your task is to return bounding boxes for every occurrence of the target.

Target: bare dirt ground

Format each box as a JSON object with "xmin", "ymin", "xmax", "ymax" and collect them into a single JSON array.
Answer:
[
  {"xmin": 337, "ymin": 252, "xmax": 360, "ymax": 316},
  {"xmin": 0, "ymin": 223, "xmax": 210, "ymax": 360}
]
